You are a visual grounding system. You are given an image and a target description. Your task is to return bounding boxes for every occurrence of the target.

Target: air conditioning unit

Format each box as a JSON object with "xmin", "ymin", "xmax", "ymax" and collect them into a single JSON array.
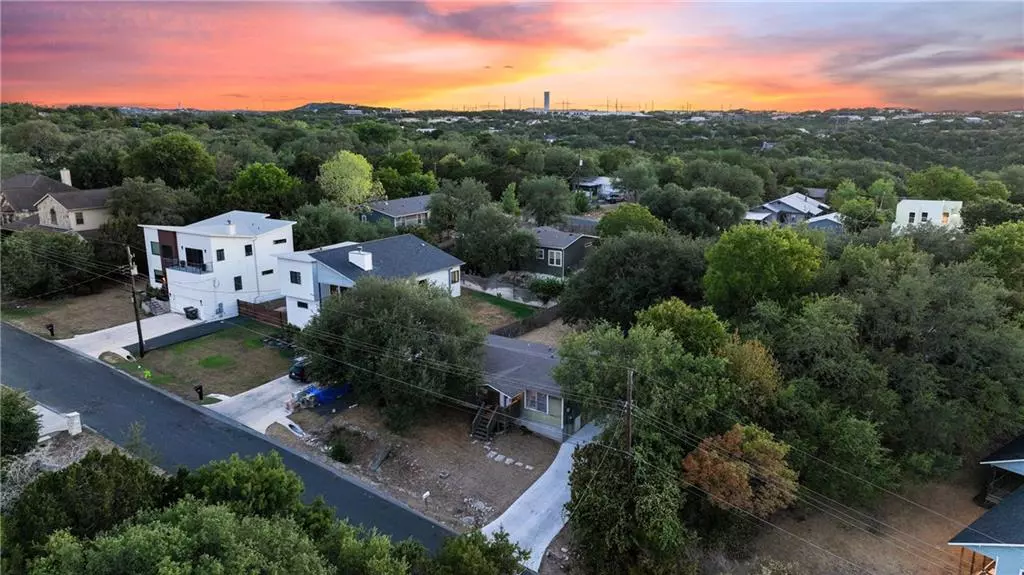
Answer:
[{"xmin": 183, "ymin": 306, "xmax": 199, "ymax": 320}]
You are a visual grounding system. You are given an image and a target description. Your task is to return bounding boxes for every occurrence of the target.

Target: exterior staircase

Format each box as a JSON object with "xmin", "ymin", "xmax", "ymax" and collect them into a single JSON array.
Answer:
[
  {"xmin": 471, "ymin": 405, "xmax": 498, "ymax": 441},
  {"xmin": 147, "ymin": 298, "xmax": 171, "ymax": 316}
]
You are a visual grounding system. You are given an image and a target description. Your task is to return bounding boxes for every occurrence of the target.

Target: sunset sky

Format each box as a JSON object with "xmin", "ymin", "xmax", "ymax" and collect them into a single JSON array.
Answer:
[{"xmin": 2, "ymin": 1, "xmax": 1022, "ymax": 112}]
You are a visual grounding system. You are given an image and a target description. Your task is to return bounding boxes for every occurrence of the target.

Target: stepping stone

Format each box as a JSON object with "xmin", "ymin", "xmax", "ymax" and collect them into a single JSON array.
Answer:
[
  {"xmin": 504, "ymin": 458, "xmax": 514, "ymax": 465},
  {"xmin": 525, "ymin": 465, "xmax": 534, "ymax": 471},
  {"xmin": 494, "ymin": 454, "xmax": 506, "ymax": 463},
  {"xmin": 515, "ymin": 462, "xmax": 524, "ymax": 467},
  {"xmin": 487, "ymin": 451, "xmax": 497, "ymax": 459}
]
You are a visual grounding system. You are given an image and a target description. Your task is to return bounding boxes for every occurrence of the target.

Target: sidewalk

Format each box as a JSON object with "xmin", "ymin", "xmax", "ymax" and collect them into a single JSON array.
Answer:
[{"xmin": 482, "ymin": 424, "xmax": 601, "ymax": 572}]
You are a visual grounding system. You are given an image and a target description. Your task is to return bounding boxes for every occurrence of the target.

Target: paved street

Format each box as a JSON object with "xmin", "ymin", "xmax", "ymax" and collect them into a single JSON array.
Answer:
[{"xmin": 0, "ymin": 323, "xmax": 452, "ymax": 549}]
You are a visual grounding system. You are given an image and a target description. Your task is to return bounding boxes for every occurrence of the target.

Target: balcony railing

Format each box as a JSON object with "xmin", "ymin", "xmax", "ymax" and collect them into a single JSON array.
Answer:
[{"xmin": 163, "ymin": 258, "xmax": 213, "ymax": 274}]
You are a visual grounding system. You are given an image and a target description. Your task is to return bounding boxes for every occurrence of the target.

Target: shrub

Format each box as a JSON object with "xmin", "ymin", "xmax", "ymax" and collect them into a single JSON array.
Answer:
[
  {"xmin": 1, "ymin": 389, "xmax": 40, "ymax": 457},
  {"xmin": 329, "ymin": 439, "xmax": 353, "ymax": 464},
  {"xmin": 528, "ymin": 277, "xmax": 565, "ymax": 304}
]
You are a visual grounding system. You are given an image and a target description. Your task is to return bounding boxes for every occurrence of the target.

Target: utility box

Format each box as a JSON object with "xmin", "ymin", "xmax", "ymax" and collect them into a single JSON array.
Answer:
[{"xmin": 183, "ymin": 306, "xmax": 199, "ymax": 320}]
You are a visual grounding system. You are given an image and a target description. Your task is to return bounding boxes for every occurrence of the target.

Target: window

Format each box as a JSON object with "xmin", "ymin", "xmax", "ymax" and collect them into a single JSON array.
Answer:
[
  {"xmin": 74, "ymin": 212, "xmax": 84, "ymax": 225},
  {"xmin": 216, "ymin": 249, "xmax": 225, "ymax": 261},
  {"xmin": 547, "ymin": 249, "xmax": 563, "ymax": 268},
  {"xmin": 290, "ymin": 271, "xmax": 301, "ymax": 285},
  {"xmin": 526, "ymin": 390, "xmax": 549, "ymax": 414},
  {"xmin": 261, "ymin": 269, "xmax": 274, "ymax": 276},
  {"xmin": 908, "ymin": 212, "xmax": 916, "ymax": 224},
  {"xmin": 160, "ymin": 244, "xmax": 173, "ymax": 259},
  {"xmin": 297, "ymin": 301, "xmax": 309, "ymax": 309},
  {"xmin": 449, "ymin": 269, "xmax": 460, "ymax": 284},
  {"xmin": 273, "ymin": 238, "xmax": 287, "ymax": 245},
  {"xmin": 49, "ymin": 208, "xmax": 57, "ymax": 225},
  {"xmin": 244, "ymin": 244, "xmax": 253, "ymax": 256},
  {"xmin": 921, "ymin": 212, "xmax": 929, "ymax": 222},
  {"xmin": 154, "ymin": 269, "xmax": 165, "ymax": 282},
  {"xmin": 535, "ymin": 248, "xmax": 545, "ymax": 260},
  {"xmin": 234, "ymin": 276, "xmax": 243, "ymax": 291},
  {"xmin": 150, "ymin": 241, "xmax": 160, "ymax": 256}
]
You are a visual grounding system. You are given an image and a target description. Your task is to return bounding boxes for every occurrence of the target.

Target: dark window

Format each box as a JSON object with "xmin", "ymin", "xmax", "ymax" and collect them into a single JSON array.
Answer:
[
  {"xmin": 261, "ymin": 269, "xmax": 274, "ymax": 276},
  {"xmin": 244, "ymin": 244, "xmax": 253, "ymax": 256},
  {"xmin": 150, "ymin": 241, "xmax": 160, "ymax": 256},
  {"xmin": 74, "ymin": 212, "xmax": 84, "ymax": 225},
  {"xmin": 535, "ymin": 248, "xmax": 545, "ymax": 260},
  {"xmin": 234, "ymin": 276, "xmax": 242, "ymax": 291},
  {"xmin": 160, "ymin": 244, "xmax": 173, "ymax": 259},
  {"xmin": 450, "ymin": 269, "xmax": 460, "ymax": 284},
  {"xmin": 154, "ymin": 269, "xmax": 165, "ymax": 281},
  {"xmin": 921, "ymin": 212, "xmax": 929, "ymax": 222},
  {"xmin": 216, "ymin": 249, "xmax": 225, "ymax": 261},
  {"xmin": 273, "ymin": 238, "xmax": 287, "ymax": 245},
  {"xmin": 297, "ymin": 301, "xmax": 309, "ymax": 309},
  {"xmin": 49, "ymin": 208, "xmax": 57, "ymax": 225},
  {"xmin": 290, "ymin": 271, "xmax": 301, "ymax": 285},
  {"xmin": 908, "ymin": 212, "xmax": 916, "ymax": 224}
]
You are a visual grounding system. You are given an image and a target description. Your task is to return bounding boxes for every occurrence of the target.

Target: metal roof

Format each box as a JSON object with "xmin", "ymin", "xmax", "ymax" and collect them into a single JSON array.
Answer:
[
  {"xmin": 744, "ymin": 211, "xmax": 773, "ymax": 221},
  {"xmin": 531, "ymin": 226, "xmax": 595, "ymax": 249},
  {"xmin": 948, "ymin": 487, "xmax": 1024, "ymax": 546},
  {"xmin": 765, "ymin": 193, "xmax": 829, "ymax": 216},
  {"xmin": 367, "ymin": 195, "xmax": 432, "ymax": 218},
  {"xmin": 483, "ymin": 335, "xmax": 562, "ymax": 397},
  {"xmin": 309, "ymin": 234, "xmax": 463, "ymax": 281}
]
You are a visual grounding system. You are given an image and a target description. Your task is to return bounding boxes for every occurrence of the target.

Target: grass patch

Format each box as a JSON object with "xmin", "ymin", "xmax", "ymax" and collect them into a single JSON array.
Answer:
[
  {"xmin": 198, "ymin": 355, "xmax": 236, "ymax": 369},
  {"xmin": 1, "ymin": 305, "xmax": 52, "ymax": 320},
  {"xmin": 243, "ymin": 337, "xmax": 264, "ymax": 349},
  {"xmin": 466, "ymin": 290, "xmax": 536, "ymax": 319}
]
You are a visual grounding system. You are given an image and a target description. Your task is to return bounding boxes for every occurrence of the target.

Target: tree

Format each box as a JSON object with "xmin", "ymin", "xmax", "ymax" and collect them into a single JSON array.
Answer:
[
  {"xmin": 682, "ymin": 424, "xmax": 798, "ymax": 518},
  {"xmin": 595, "ymin": 203, "xmax": 666, "ymax": 238},
  {"xmin": 179, "ymin": 452, "xmax": 304, "ymax": 518},
  {"xmin": 1, "ymin": 231, "xmax": 99, "ymax": 298},
  {"xmin": 635, "ymin": 298, "xmax": 728, "ymax": 356},
  {"xmin": 499, "ymin": 183, "xmax": 520, "ymax": 216},
  {"xmin": 377, "ymin": 149, "xmax": 439, "ymax": 199},
  {"xmin": 352, "ymin": 120, "xmax": 401, "ymax": 148},
  {"xmin": 3, "ymin": 120, "xmax": 68, "ymax": 164},
  {"xmin": 68, "ymin": 139, "xmax": 127, "ymax": 189},
  {"xmin": 1, "ymin": 390, "xmax": 40, "ymax": 457},
  {"xmin": 29, "ymin": 498, "xmax": 334, "ymax": 575},
  {"xmin": 289, "ymin": 201, "xmax": 394, "ymax": 251},
  {"xmin": 518, "ymin": 175, "xmax": 571, "ymax": 226},
  {"xmin": 428, "ymin": 177, "xmax": 492, "ymax": 234},
  {"xmin": 972, "ymin": 221, "xmax": 1024, "ymax": 290},
  {"xmin": 0, "ymin": 147, "xmax": 38, "ymax": 178},
  {"xmin": 719, "ymin": 337, "xmax": 782, "ymax": 417},
  {"xmin": 300, "ymin": 277, "xmax": 485, "ymax": 430},
  {"xmin": 906, "ymin": 166, "xmax": 979, "ymax": 202},
  {"xmin": 827, "ymin": 179, "xmax": 861, "ymax": 210},
  {"xmin": 962, "ymin": 198, "xmax": 1024, "ymax": 231},
  {"xmin": 454, "ymin": 204, "xmax": 536, "ymax": 276},
  {"xmin": 613, "ymin": 161, "xmax": 658, "ymax": 200},
  {"xmin": 839, "ymin": 197, "xmax": 884, "ymax": 233},
  {"xmin": 430, "ymin": 530, "xmax": 530, "ymax": 575},
  {"xmin": 704, "ymin": 225, "xmax": 823, "ymax": 317},
  {"xmin": 317, "ymin": 150, "xmax": 377, "ymax": 206},
  {"xmin": 225, "ymin": 162, "xmax": 303, "ymax": 216},
  {"xmin": 642, "ymin": 185, "xmax": 745, "ymax": 237},
  {"xmin": 94, "ymin": 177, "xmax": 195, "ymax": 271},
  {"xmin": 125, "ymin": 132, "xmax": 215, "ymax": 189},
  {"xmin": 682, "ymin": 159, "xmax": 765, "ymax": 205},
  {"xmin": 999, "ymin": 164, "xmax": 1024, "ymax": 203},
  {"xmin": 560, "ymin": 233, "xmax": 708, "ymax": 328},
  {"xmin": 978, "ymin": 179, "xmax": 1010, "ymax": 201},
  {"xmin": 656, "ymin": 156, "xmax": 687, "ymax": 186}
]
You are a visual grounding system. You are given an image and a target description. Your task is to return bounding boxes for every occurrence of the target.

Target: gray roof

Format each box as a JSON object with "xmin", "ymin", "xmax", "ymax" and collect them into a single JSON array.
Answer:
[
  {"xmin": 531, "ymin": 226, "xmax": 595, "ymax": 249},
  {"xmin": 309, "ymin": 234, "xmax": 463, "ymax": 281},
  {"xmin": 367, "ymin": 195, "xmax": 432, "ymax": 218},
  {"xmin": 803, "ymin": 187, "xmax": 829, "ymax": 200},
  {"xmin": 1, "ymin": 174, "xmax": 77, "ymax": 211},
  {"xmin": 807, "ymin": 212, "xmax": 842, "ymax": 224},
  {"xmin": 40, "ymin": 188, "xmax": 112, "ymax": 210},
  {"xmin": 483, "ymin": 335, "xmax": 561, "ymax": 397},
  {"xmin": 764, "ymin": 193, "xmax": 829, "ymax": 216},
  {"xmin": 949, "ymin": 487, "xmax": 1024, "ymax": 545}
]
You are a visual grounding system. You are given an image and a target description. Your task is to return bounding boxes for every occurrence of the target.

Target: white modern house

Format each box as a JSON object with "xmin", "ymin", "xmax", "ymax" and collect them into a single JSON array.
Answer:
[
  {"xmin": 140, "ymin": 211, "xmax": 295, "ymax": 320},
  {"xmin": 277, "ymin": 234, "xmax": 464, "ymax": 328},
  {"xmin": 891, "ymin": 199, "xmax": 963, "ymax": 234}
]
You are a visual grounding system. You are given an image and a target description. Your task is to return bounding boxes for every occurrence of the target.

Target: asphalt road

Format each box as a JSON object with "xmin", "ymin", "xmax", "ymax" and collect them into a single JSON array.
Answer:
[{"xmin": 0, "ymin": 323, "xmax": 452, "ymax": 550}]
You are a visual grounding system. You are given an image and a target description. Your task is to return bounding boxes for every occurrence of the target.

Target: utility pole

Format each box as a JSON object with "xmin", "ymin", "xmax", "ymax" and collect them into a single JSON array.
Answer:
[
  {"xmin": 126, "ymin": 245, "xmax": 145, "ymax": 358},
  {"xmin": 625, "ymin": 369, "xmax": 634, "ymax": 454}
]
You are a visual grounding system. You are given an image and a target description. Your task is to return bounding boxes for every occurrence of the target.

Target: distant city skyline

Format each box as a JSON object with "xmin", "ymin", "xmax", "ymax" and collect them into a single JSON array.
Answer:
[{"xmin": 2, "ymin": 1, "xmax": 1022, "ymax": 113}]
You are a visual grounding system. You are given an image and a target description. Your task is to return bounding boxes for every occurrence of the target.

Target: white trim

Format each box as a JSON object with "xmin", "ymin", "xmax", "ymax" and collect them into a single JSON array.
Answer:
[
  {"xmin": 980, "ymin": 458, "xmax": 1024, "ymax": 465},
  {"xmin": 535, "ymin": 248, "xmax": 545, "ymax": 260},
  {"xmin": 547, "ymin": 250, "xmax": 563, "ymax": 268},
  {"xmin": 947, "ymin": 542, "xmax": 1024, "ymax": 548},
  {"xmin": 525, "ymin": 390, "xmax": 549, "ymax": 414}
]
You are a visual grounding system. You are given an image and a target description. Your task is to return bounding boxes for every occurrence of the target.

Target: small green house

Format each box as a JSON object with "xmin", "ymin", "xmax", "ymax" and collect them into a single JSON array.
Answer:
[{"xmin": 522, "ymin": 226, "xmax": 597, "ymax": 279}]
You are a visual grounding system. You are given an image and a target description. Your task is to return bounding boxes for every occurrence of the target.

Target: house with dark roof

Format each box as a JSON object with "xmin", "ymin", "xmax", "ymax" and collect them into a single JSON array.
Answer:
[
  {"xmin": 363, "ymin": 195, "xmax": 432, "ymax": 228},
  {"xmin": 1, "ymin": 172, "xmax": 112, "ymax": 239},
  {"xmin": 34, "ymin": 188, "xmax": 112, "ymax": 236},
  {"xmin": 744, "ymin": 192, "xmax": 830, "ymax": 226},
  {"xmin": 477, "ymin": 334, "xmax": 583, "ymax": 443},
  {"xmin": 276, "ymin": 234, "xmax": 464, "ymax": 328},
  {"xmin": 1, "ymin": 173, "xmax": 78, "ymax": 223},
  {"xmin": 948, "ymin": 433, "xmax": 1024, "ymax": 574},
  {"xmin": 524, "ymin": 226, "xmax": 597, "ymax": 279}
]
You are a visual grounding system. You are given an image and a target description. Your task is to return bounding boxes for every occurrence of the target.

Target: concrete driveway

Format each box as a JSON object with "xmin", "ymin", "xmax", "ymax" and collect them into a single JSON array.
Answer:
[
  {"xmin": 60, "ymin": 313, "xmax": 197, "ymax": 358},
  {"xmin": 482, "ymin": 424, "xmax": 601, "ymax": 572},
  {"xmin": 206, "ymin": 375, "xmax": 306, "ymax": 433}
]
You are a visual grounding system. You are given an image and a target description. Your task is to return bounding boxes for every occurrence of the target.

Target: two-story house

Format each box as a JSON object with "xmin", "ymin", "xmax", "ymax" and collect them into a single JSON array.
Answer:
[
  {"xmin": 140, "ymin": 211, "xmax": 295, "ymax": 321},
  {"xmin": 1, "ymin": 172, "xmax": 78, "ymax": 223},
  {"xmin": 363, "ymin": 195, "xmax": 432, "ymax": 228},
  {"xmin": 277, "ymin": 234, "xmax": 463, "ymax": 328},
  {"xmin": 891, "ymin": 199, "xmax": 963, "ymax": 234},
  {"xmin": 523, "ymin": 226, "xmax": 597, "ymax": 279}
]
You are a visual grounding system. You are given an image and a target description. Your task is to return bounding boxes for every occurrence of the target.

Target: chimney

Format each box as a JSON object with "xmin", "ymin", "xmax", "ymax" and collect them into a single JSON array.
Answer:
[
  {"xmin": 59, "ymin": 168, "xmax": 72, "ymax": 186},
  {"xmin": 226, "ymin": 219, "xmax": 236, "ymax": 235},
  {"xmin": 348, "ymin": 247, "xmax": 372, "ymax": 271}
]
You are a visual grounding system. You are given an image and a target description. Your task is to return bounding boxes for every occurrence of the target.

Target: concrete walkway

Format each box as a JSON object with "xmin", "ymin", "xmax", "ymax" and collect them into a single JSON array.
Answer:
[
  {"xmin": 59, "ymin": 313, "xmax": 198, "ymax": 358},
  {"xmin": 482, "ymin": 424, "xmax": 601, "ymax": 572},
  {"xmin": 206, "ymin": 375, "xmax": 305, "ymax": 433}
]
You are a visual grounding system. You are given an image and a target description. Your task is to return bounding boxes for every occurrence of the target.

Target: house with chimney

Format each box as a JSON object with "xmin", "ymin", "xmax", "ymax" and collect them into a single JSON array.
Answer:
[
  {"xmin": 276, "ymin": 234, "xmax": 463, "ymax": 328},
  {"xmin": 1, "ymin": 169, "xmax": 112, "ymax": 239},
  {"xmin": 1, "ymin": 171, "xmax": 78, "ymax": 223},
  {"xmin": 140, "ymin": 210, "xmax": 295, "ymax": 321}
]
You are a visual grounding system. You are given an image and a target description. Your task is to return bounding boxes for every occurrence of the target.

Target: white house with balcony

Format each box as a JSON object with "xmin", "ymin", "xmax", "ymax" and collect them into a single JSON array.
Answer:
[
  {"xmin": 277, "ymin": 234, "xmax": 464, "ymax": 328},
  {"xmin": 891, "ymin": 199, "xmax": 963, "ymax": 234},
  {"xmin": 140, "ymin": 211, "xmax": 295, "ymax": 321}
]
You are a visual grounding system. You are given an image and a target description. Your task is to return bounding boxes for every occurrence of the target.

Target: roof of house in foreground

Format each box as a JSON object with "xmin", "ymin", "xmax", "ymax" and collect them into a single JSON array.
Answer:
[
  {"xmin": 948, "ymin": 487, "xmax": 1024, "ymax": 546},
  {"xmin": 531, "ymin": 226, "xmax": 596, "ymax": 249},
  {"xmin": 140, "ymin": 210, "xmax": 294, "ymax": 237},
  {"xmin": 483, "ymin": 335, "xmax": 561, "ymax": 397},
  {"xmin": 306, "ymin": 234, "xmax": 463, "ymax": 281},
  {"xmin": 367, "ymin": 195, "xmax": 432, "ymax": 217}
]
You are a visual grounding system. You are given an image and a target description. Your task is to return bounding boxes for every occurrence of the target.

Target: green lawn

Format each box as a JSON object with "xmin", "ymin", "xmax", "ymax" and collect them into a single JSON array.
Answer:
[{"xmin": 465, "ymin": 290, "xmax": 536, "ymax": 319}]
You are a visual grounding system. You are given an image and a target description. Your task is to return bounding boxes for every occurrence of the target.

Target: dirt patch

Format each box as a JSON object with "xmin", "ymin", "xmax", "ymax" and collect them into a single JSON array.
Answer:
[
  {"xmin": 2, "ymin": 279, "xmax": 146, "ymax": 338},
  {"xmin": 281, "ymin": 404, "xmax": 559, "ymax": 531},
  {"xmin": 117, "ymin": 324, "xmax": 292, "ymax": 402},
  {"xmin": 539, "ymin": 526, "xmax": 574, "ymax": 574},
  {"xmin": 461, "ymin": 293, "xmax": 518, "ymax": 330},
  {"xmin": 752, "ymin": 470, "xmax": 987, "ymax": 574},
  {"xmin": 517, "ymin": 319, "xmax": 573, "ymax": 349}
]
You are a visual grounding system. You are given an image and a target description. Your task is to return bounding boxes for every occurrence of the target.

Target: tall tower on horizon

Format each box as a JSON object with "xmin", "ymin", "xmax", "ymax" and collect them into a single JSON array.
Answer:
[{"xmin": 543, "ymin": 91, "xmax": 550, "ymax": 113}]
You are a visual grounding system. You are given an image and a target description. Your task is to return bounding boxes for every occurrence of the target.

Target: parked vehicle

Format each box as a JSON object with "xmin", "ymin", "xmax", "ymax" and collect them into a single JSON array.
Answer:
[{"xmin": 288, "ymin": 357, "xmax": 310, "ymax": 382}]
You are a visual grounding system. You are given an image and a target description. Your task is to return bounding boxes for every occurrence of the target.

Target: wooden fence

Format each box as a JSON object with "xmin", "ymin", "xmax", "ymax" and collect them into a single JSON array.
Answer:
[
  {"xmin": 489, "ymin": 304, "xmax": 561, "ymax": 338},
  {"xmin": 238, "ymin": 299, "xmax": 286, "ymax": 328}
]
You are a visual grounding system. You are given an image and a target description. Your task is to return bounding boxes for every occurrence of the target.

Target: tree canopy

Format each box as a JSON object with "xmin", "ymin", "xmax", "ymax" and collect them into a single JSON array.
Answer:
[
  {"xmin": 124, "ymin": 132, "xmax": 215, "ymax": 189},
  {"xmin": 317, "ymin": 150, "xmax": 378, "ymax": 206}
]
